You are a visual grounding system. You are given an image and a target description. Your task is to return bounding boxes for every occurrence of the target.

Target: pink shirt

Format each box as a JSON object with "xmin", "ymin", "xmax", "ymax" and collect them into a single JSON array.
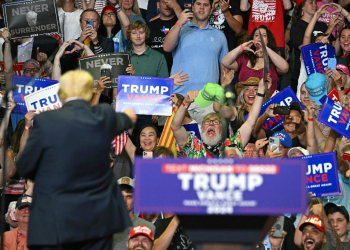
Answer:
[
  {"xmin": 236, "ymin": 53, "xmax": 279, "ymax": 94},
  {"xmin": 317, "ymin": 2, "xmax": 344, "ymax": 38}
]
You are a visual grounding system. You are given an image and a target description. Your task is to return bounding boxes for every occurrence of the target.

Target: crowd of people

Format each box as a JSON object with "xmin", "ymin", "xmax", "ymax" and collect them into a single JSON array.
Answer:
[{"xmin": 0, "ymin": 0, "xmax": 349, "ymax": 249}]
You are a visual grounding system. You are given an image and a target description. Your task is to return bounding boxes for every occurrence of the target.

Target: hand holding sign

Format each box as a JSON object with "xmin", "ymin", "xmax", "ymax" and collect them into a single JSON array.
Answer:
[
  {"xmin": 170, "ymin": 70, "xmax": 189, "ymax": 86},
  {"xmin": 184, "ymin": 90, "xmax": 199, "ymax": 107},
  {"xmin": 125, "ymin": 64, "xmax": 135, "ymax": 75},
  {"xmin": 25, "ymin": 110, "xmax": 36, "ymax": 126},
  {"xmin": 123, "ymin": 109, "xmax": 137, "ymax": 124},
  {"xmin": 0, "ymin": 28, "xmax": 11, "ymax": 42}
]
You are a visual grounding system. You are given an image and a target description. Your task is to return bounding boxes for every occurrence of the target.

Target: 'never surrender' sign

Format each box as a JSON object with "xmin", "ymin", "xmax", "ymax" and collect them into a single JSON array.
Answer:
[
  {"xmin": 116, "ymin": 76, "xmax": 173, "ymax": 116},
  {"xmin": 299, "ymin": 152, "xmax": 340, "ymax": 198},
  {"xmin": 318, "ymin": 97, "xmax": 350, "ymax": 139},
  {"xmin": 244, "ymin": 86, "xmax": 304, "ymax": 131},
  {"xmin": 301, "ymin": 43, "xmax": 336, "ymax": 76},
  {"xmin": 134, "ymin": 158, "xmax": 307, "ymax": 215},
  {"xmin": 78, "ymin": 53, "xmax": 130, "ymax": 88},
  {"xmin": 11, "ymin": 75, "xmax": 58, "ymax": 114},
  {"xmin": 3, "ymin": 0, "xmax": 60, "ymax": 39}
]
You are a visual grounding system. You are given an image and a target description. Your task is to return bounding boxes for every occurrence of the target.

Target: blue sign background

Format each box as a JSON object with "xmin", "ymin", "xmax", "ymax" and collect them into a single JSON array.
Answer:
[
  {"xmin": 298, "ymin": 152, "xmax": 340, "ymax": 198},
  {"xmin": 301, "ymin": 44, "xmax": 336, "ymax": 76},
  {"xmin": 134, "ymin": 158, "xmax": 307, "ymax": 215},
  {"xmin": 11, "ymin": 75, "xmax": 58, "ymax": 114},
  {"xmin": 318, "ymin": 97, "xmax": 350, "ymax": 139},
  {"xmin": 183, "ymin": 123, "xmax": 201, "ymax": 140},
  {"xmin": 244, "ymin": 87, "xmax": 304, "ymax": 131},
  {"xmin": 116, "ymin": 76, "xmax": 173, "ymax": 116}
]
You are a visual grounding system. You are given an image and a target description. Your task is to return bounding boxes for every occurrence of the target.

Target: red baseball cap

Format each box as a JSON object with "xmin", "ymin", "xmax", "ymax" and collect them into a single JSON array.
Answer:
[
  {"xmin": 299, "ymin": 215, "xmax": 325, "ymax": 233},
  {"xmin": 336, "ymin": 64, "xmax": 350, "ymax": 75},
  {"xmin": 296, "ymin": 0, "xmax": 305, "ymax": 7},
  {"xmin": 128, "ymin": 225, "xmax": 154, "ymax": 241},
  {"xmin": 101, "ymin": 5, "xmax": 117, "ymax": 15},
  {"xmin": 345, "ymin": 87, "xmax": 350, "ymax": 95}
]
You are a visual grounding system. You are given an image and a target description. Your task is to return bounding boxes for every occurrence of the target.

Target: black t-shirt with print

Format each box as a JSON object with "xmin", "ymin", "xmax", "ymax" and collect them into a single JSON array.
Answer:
[
  {"xmin": 209, "ymin": 0, "xmax": 243, "ymax": 51},
  {"xmin": 154, "ymin": 216, "xmax": 194, "ymax": 250},
  {"xmin": 147, "ymin": 17, "xmax": 177, "ymax": 73}
]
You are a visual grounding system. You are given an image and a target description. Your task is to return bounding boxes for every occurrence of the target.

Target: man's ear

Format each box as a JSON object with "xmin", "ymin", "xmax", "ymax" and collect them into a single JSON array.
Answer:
[{"xmin": 157, "ymin": 2, "xmax": 159, "ymax": 9}]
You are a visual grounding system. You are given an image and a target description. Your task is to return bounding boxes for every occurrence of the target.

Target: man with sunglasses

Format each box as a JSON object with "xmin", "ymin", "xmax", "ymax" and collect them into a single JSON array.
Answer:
[{"xmin": 171, "ymin": 78, "xmax": 267, "ymax": 158}]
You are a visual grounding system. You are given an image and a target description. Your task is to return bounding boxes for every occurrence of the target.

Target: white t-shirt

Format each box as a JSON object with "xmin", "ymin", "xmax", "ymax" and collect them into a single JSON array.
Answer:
[{"xmin": 58, "ymin": 8, "xmax": 83, "ymax": 42}]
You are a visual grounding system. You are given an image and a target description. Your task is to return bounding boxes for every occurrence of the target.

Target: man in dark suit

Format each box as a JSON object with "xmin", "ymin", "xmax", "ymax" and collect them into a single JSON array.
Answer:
[
  {"xmin": 60, "ymin": 9, "xmax": 114, "ymax": 74},
  {"xmin": 16, "ymin": 70, "xmax": 137, "ymax": 250}
]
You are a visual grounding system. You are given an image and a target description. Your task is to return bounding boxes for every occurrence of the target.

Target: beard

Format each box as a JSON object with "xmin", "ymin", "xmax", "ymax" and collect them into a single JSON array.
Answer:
[
  {"xmin": 301, "ymin": 241, "xmax": 324, "ymax": 250},
  {"xmin": 201, "ymin": 126, "xmax": 222, "ymax": 146}
]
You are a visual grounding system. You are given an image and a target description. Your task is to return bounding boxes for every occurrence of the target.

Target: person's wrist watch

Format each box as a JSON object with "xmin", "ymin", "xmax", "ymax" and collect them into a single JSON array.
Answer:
[
  {"xmin": 256, "ymin": 92, "xmax": 265, "ymax": 97},
  {"xmin": 337, "ymin": 86, "xmax": 345, "ymax": 91}
]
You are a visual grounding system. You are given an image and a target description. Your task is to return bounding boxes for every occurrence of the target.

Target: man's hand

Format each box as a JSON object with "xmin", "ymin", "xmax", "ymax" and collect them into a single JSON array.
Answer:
[
  {"xmin": 36, "ymin": 47, "xmax": 48, "ymax": 63},
  {"xmin": 164, "ymin": 0, "xmax": 178, "ymax": 10},
  {"xmin": 97, "ymin": 76, "xmax": 110, "ymax": 93},
  {"xmin": 264, "ymin": 103, "xmax": 279, "ymax": 118},
  {"xmin": 219, "ymin": 0, "xmax": 229, "ymax": 13},
  {"xmin": 123, "ymin": 109, "xmax": 137, "ymax": 124},
  {"xmin": 253, "ymin": 138, "xmax": 269, "ymax": 152},
  {"xmin": 183, "ymin": 90, "xmax": 198, "ymax": 107},
  {"xmin": 0, "ymin": 28, "xmax": 11, "ymax": 43},
  {"xmin": 265, "ymin": 145, "xmax": 282, "ymax": 158},
  {"xmin": 25, "ymin": 110, "xmax": 37, "ymax": 127},
  {"xmin": 170, "ymin": 70, "xmax": 189, "ymax": 86},
  {"xmin": 126, "ymin": 64, "xmax": 135, "ymax": 75},
  {"xmin": 90, "ymin": 29, "xmax": 99, "ymax": 44},
  {"xmin": 310, "ymin": 204, "xmax": 328, "ymax": 222},
  {"xmin": 79, "ymin": 27, "xmax": 93, "ymax": 42},
  {"xmin": 178, "ymin": 9, "xmax": 193, "ymax": 26},
  {"xmin": 269, "ymin": 227, "xmax": 287, "ymax": 249}
]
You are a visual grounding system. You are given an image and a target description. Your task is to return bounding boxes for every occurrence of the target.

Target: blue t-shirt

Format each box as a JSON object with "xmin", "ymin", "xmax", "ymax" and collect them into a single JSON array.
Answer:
[{"xmin": 170, "ymin": 22, "xmax": 228, "ymax": 96}]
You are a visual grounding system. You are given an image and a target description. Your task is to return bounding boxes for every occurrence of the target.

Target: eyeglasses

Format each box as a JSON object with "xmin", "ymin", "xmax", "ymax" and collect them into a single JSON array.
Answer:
[
  {"xmin": 24, "ymin": 68, "xmax": 40, "ymax": 73},
  {"xmin": 203, "ymin": 119, "xmax": 221, "ymax": 125},
  {"xmin": 103, "ymin": 12, "xmax": 116, "ymax": 17}
]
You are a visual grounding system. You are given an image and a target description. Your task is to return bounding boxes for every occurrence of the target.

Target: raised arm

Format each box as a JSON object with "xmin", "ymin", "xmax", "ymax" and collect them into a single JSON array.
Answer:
[
  {"xmin": 221, "ymin": 41, "xmax": 254, "ymax": 71},
  {"xmin": 303, "ymin": 100, "xmax": 318, "ymax": 154},
  {"xmin": 82, "ymin": 0, "xmax": 95, "ymax": 10},
  {"xmin": 1, "ymin": 28, "xmax": 14, "ymax": 87},
  {"xmin": 251, "ymin": 103, "xmax": 279, "ymax": 139},
  {"xmin": 114, "ymin": 3, "xmax": 130, "ymax": 39},
  {"xmin": 282, "ymin": 0, "xmax": 292, "ymax": 10},
  {"xmin": 170, "ymin": 91, "xmax": 197, "ymax": 148},
  {"xmin": 163, "ymin": 10, "xmax": 193, "ymax": 52},
  {"xmin": 18, "ymin": 110, "xmax": 36, "ymax": 157},
  {"xmin": 265, "ymin": 46, "xmax": 289, "ymax": 75},
  {"xmin": 311, "ymin": 204, "xmax": 344, "ymax": 250},
  {"xmin": 240, "ymin": 0, "xmax": 250, "ymax": 11},
  {"xmin": 215, "ymin": 0, "xmax": 242, "ymax": 34},
  {"xmin": 239, "ymin": 78, "xmax": 266, "ymax": 147},
  {"xmin": 90, "ymin": 76, "xmax": 109, "ymax": 107},
  {"xmin": 154, "ymin": 216, "xmax": 180, "ymax": 250}
]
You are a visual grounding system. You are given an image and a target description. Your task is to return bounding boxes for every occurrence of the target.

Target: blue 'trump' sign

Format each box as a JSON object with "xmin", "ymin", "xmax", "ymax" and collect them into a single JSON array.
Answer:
[
  {"xmin": 299, "ymin": 152, "xmax": 340, "ymax": 198},
  {"xmin": 301, "ymin": 43, "xmax": 336, "ymax": 76},
  {"xmin": 318, "ymin": 97, "xmax": 350, "ymax": 139},
  {"xmin": 134, "ymin": 158, "xmax": 307, "ymax": 215},
  {"xmin": 12, "ymin": 75, "xmax": 58, "ymax": 114},
  {"xmin": 116, "ymin": 75, "xmax": 173, "ymax": 116},
  {"xmin": 244, "ymin": 86, "xmax": 304, "ymax": 131}
]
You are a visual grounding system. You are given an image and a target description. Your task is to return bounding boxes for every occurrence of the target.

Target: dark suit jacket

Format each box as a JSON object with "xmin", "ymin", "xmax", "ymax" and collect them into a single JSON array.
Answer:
[
  {"xmin": 2, "ymin": 35, "xmax": 59, "ymax": 62},
  {"xmin": 16, "ymin": 100, "xmax": 133, "ymax": 247},
  {"xmin": 60, "ymin": 35, "xmax": 114, "ymax": 74}
]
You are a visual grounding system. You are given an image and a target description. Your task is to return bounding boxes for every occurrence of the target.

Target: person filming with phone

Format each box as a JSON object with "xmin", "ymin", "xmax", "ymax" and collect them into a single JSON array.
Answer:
[{"xmin": 60, "ymin": 9, "xmax": 114, "ymax": 74}]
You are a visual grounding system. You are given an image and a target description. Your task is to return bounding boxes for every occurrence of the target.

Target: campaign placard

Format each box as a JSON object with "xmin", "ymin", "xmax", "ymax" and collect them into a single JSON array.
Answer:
[
  {"xmin": 3, "ymin": 0, "xmax": 60, "ymax": 39},
  {"xmin": 244, "ymin": 86, "xmax": 304, "ymax": 131},
  {"xmin": 183, "ymin": 123, "xmax": 201, "ymax": 140},
  {"xmin": 298, "ymin": 152, "xmax": 340, "ymax": 198},
  {"xmin": 327, "ymin": 87, "xmax": 340, "ymax": 103},
  {"xmin": 301, "ymin": 44, "xmax": 336, "ymax": 76},
  {"xmin": 134, "ymin": 158, "xmax": 307, "ymax": 215},
  {"xmin": 116, "ymin": 76, "xmax": 173, "ymax": 116},
  {"xmin": 78, "ymin": 53, "xmax": 130, "ymax": 88},
  {"xmin": 11, "ymin": 75, "xmax": 58, "ymax": 114},
  {"xmin": 318, "ymin": 96, "xmax": 350, "ymax": 139},
  {"xmin": 0, "ymin": 62, "xmax": 47, "ymax": 77},
  {"xmin": 25, "ymin": 83, "xmax": 61, "ymax": 113}
]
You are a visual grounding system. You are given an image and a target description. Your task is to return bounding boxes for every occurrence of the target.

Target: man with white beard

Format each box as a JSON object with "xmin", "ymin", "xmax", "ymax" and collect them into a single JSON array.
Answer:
[{"xmin": 171, "ymin": 78, "xmax": 267, "ymax": 158}]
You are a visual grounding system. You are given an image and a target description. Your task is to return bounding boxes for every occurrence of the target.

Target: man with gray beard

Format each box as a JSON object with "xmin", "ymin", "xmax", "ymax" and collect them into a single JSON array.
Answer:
[{"xmin": 171, "ymin": 78, "xmax": 267, "ymax": 158}]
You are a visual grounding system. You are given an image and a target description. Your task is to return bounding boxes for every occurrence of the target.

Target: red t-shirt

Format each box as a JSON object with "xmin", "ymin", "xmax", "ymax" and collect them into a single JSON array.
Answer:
[
  {"xmin": 236, "ymin": 53, "xmax": 279, "ymax": 94},
  {"xmin": 248, "ymin": 0, "xmax": 285, "ymax": 48}
]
